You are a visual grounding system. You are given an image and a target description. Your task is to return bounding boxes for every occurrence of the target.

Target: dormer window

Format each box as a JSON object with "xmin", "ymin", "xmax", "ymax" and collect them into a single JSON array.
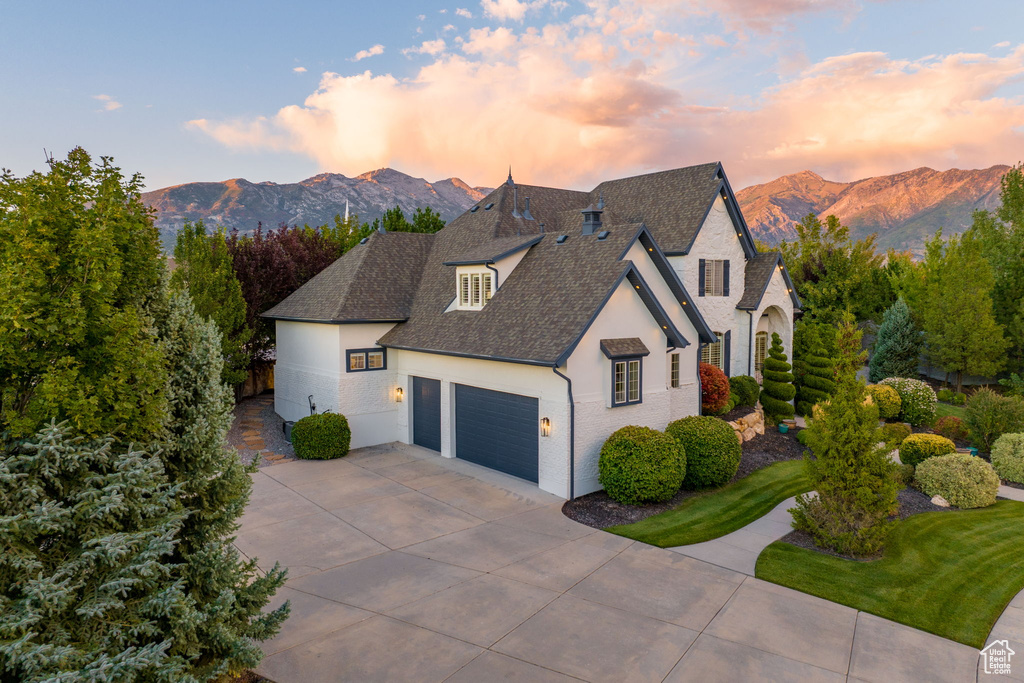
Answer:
[{"xmin": 458, "ymin": 271, "xmax": 493, "ymax": 309}]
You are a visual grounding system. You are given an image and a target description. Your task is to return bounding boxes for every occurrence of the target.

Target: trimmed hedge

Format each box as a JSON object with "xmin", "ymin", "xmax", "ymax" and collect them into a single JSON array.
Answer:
[
  {"xmin": 915, "ymin": 454, "xmax": 1000, "ymax": 509},
  {"xmin": 964, "ymin": 388, "xmax": 1024, "ymax": 453},
  {"xmin": 598, "ymin": 426, "xmax": 686, "ymax": 505},
  {"xmin": 760, "ymin": 332, "xmax": 795, "ymax": 420},
  {"xmin": 934, "ymin": 416, "xmax": 968, "ymax": 443},
  {"xmin": 899, "ymin": 433, "xmax": 956, "ymax": 467},
  {"xmin": 666, "ymin": 415, "xmax": 741, "ymax": 489},
  {"xmin": 292, "ymin": 412, "xmax": 352, "ymax": 460},
  {"xmin": 879, "ymin": 377, "xmax": 936, "ymax": 427},
  {"xmin": 700, "ymin": 362, "xmax": 730, "ymax": 414},
  {"xmin": 880, "ymin": 422, "xmax": 912, "ymax": 448},
  {"xmin": 867, "ymin": 384, "xmax": 902, "ymax": 421},
  {"xmin": 991, "ymin": 432, "xmax": 1024, "ymax": 484},
  {"xmin": 729, "ymin": 375, "xmax": 760, "ymax": 408}
]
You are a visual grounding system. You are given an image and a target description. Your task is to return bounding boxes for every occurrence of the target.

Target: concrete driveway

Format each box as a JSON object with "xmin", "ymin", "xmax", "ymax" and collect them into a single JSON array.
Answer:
[{"xmin": 237, "ymin": 443, "xmax": 981, "ymax": 683}]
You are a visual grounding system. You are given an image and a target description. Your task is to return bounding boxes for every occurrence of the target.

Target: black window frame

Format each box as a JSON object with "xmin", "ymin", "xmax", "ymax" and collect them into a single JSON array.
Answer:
[
  {"xmin": 347, "ymin": 347, "xmax": 387, "ymax": 373},
  {"xmin": 611, "ymin": 356, "xmax": 643, "ymax": 407}
]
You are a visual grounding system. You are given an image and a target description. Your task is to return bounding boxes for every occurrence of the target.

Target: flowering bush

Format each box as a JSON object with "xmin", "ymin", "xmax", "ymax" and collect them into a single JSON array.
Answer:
[
  {"xmin": 700, "ymin": 362, "xmax": 730, "ymax": 414},
  {"xmin": 879, "ymin": 377, "xmax": 936, "ymax": 426}
]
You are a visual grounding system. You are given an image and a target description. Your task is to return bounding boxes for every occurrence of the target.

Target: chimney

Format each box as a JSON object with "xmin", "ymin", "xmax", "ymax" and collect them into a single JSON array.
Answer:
[{"xmin": 522, "ymin": 197, "xmax": 534, "ymax": 221}]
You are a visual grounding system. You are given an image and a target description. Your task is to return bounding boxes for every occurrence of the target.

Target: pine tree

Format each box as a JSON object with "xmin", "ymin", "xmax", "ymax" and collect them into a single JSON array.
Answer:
[
  {"xmin": 791, "ymin": 320, "xmax": 899, "ymax": 557},
  {"xmin": 796, "ymin": 334, "xmax": 836, "ymax": 417},
  {"xmin": 869, "ymin": 297, "xmax": 921, "ymax": 382},
  {"xmin": 760, "ymin": 332, "xmax": 796, "ymax": 420},
  {"xmin": 170, "ymin": 221, "xmax": 252, "ymax": 386},
  {"xmin": 155, "ymin": 292, "xmax": 288, "ymax": 678},
  {"xmin": 0, "ymin": 423, "xmax": 193, "ymax": 681}
]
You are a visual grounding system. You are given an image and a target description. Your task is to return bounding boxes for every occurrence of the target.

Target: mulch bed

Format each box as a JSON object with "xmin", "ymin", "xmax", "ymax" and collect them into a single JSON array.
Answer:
[
  {"xmin": 562, "ymin": 425, "xmax": 807, "ymax": 530},
  {"xmin": 719, "ymin": 405, "xmax": 758, "ymax": 423},
  {"xmin": 777, "ymin": 487, "xmax": 952, "ymax": 561}
]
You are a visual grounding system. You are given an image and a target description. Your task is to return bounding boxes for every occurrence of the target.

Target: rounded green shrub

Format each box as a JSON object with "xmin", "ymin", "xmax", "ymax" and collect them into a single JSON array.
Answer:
[
  {"xmin": 666, "ymin": 415, "xmax": 741, "ymax": 489},
  {"xmin": 933, "ymin": 416, "xmax": 968, "ymax": 443},
  {"xmin": 729, "ymin": 375, "xmax": 760, "ymax": 408},
  {"xmin": 879, "ymin": 377, "xmax": 936, "ymax": 426},
  {"xmin": 914, "ymin": 453, "xmax": 999, "ymax": 509},
  {"xmin": 598, "ymin": 426, "xmax": 686, "ymax": 505},
  {"xmin": 991, "ymin": 432, "xmax": 1024, "ymax": 484},
  {"xmin": 292, "ymin": 412, "xmax": 352, "ymax": 460},
  {"xmin": 937, "ymin": 388, "xmax": 954, "ymax": 403},
  {"xmin": 899, "ymin": 433, "xmax": 956, "ymax": 467},
  {"xmin": 866, "ymin": 384, "xmax": 901, "ymax": 421},
  {"xmin": 760, "ymin": 332, "xmax": 795, "ymax": 420},
  {"xmin": 880, "ymin": 422, "xmax": 912, "ymax": 448},
  {"xmin": 964, "ymin": 388, "xmax": 1024, "ymax": 453},
  {"xmin": 951, "ymin": 392, "xmax": 967, "ymax": 406}
]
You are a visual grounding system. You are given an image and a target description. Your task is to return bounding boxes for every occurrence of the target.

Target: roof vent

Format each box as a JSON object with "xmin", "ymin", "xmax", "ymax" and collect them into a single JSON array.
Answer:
[
  {"xmin": 556, "ymin": 235, "xmax": 568, "ymax": 244},
  {"xmin": 470, "ymin": 206, "xmax": 479, "ymax": 213},
  {"xmin": 522, "ymin": 197, "xmax": 534, "ymax": 221},
  {"xmin": 597, "ymin": 230, "xmax": 611, "ymax": 241},
  {"xmin": 581, "ymin": 194, "xmax": 603, "ymax": 236},
  {"xmin": 359, "ymin": 237, "xmax": 369, "ymax": 245},
  {"xmin": 484, "ymin": 202, "xmax": 494, "ymax": 210}
]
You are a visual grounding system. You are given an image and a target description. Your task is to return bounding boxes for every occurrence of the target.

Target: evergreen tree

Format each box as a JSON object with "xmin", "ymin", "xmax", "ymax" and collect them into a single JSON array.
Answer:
[
  {"xmin": 921, "ymin": 230, "xmax": 1007, "ymax": 392},
  {"xmin": 170, "ymin": 220, "xmax": 252, "ymax": 386},
  {"xmin": 760, "ymin": 332, "xmax": 796, "ymax": 420},
  {"xmin": 0, "ymin": 423, "xmax": 193, "ymax": 681},
  {"xmin": 0, "ymin": 149, "xmax": 167, "ymax": 440},
  {"xmin": 411, "ymin": 206, "xmax": 446, "ymax": 233},
  {"xmin": 796, "ymin": 333, "xmax": 836, "ymax": 417},
  {"xmin": 791, "ymin": 320, "xmax": 899, "ymax": 557},
  {"xmin": 155, "ymin": 292, "xmax": 288, "ymax": 678},
  {"xmin": 868, "ymin": 297, "xmax": 921, "ymax": 382}
]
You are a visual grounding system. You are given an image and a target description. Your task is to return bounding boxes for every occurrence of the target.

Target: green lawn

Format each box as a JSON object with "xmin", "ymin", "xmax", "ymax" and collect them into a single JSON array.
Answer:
[
  {"xmin": 756, "ymin": 500, "xmax": 1024, "ymax": 648},
  {"xmin": 605, "ymin": 460, "xmax": 811, "ymax": 547},
  {"xmin": 934, "ymin": 402, "xmax": 966, "ymax": 420}
]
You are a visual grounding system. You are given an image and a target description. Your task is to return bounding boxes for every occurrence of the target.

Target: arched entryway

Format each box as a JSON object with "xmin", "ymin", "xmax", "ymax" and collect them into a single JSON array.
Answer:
[{"xmin": 754, "ymin": 305, "xmax": 789, "ymax": 384}]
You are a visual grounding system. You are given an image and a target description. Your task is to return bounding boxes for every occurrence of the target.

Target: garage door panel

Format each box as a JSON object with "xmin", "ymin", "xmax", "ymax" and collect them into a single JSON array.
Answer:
[
  {"xmin": 455, "ymin": 384, "xmax": 538, "ymax": 483},
  {"xmin": 413, "ymin": 377, "xmax": 441, "ymax": 452}
]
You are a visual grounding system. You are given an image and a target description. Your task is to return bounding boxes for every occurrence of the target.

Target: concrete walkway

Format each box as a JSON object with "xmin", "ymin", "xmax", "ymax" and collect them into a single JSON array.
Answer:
[
  {"xmin": 669, "ymin": 496, "xmax": 798, "ymax": 576},
  {"xmin": 236, "ymin": 443, "xmax": 985, "ymax": 682}
]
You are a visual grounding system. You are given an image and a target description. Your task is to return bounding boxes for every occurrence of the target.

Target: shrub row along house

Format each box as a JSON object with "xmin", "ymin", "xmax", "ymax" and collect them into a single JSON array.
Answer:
[{"xmin": 264, "ymin": 163, "xmax": 800, "ymax": 498}]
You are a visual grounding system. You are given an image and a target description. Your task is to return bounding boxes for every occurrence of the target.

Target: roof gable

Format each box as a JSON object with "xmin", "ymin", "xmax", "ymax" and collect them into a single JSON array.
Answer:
[{"xmin": 736, "ymin": 251, "xmax": 802, "ymax": 310}]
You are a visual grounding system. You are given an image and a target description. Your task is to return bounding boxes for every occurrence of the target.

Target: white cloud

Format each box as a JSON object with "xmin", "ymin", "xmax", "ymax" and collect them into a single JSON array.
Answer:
[
  {"xmin": 402, "ymin": 39, "xmax": 447, "ymax": 56},
  {"xmin": 456, "ymin": 7, "xmax": 473, "ymax": 18},
  {"xmin": 351, "ymin": 44, "xmax": 385, "ymax": 61},
  {"xmin": 994, "ymin": 41, "xmax": 1011, "ymax": 48},
  {"xmin": 93, "ymin": 94, "xmax": 122, "ymax": 111},
  {"xmin": 293, "ymin": 66, "xmax": 307, "ymax": 73},
  {"xmin": 418, "ymin": 13, "xmax": 426, "ymax": 20},
  {"xmin": 480, "ymin": 0, "xmax": 546, "ymax": 22}
]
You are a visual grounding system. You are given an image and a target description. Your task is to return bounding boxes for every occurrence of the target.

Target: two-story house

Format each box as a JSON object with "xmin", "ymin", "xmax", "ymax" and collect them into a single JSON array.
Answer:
[{"xmin": 263, "ymin": 163, "xmax": 799, "ymax": 499}]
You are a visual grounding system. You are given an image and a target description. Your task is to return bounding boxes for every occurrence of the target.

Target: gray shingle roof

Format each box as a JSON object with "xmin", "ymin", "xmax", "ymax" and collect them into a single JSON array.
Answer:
[
  {"xmin": 736, "ymin": 251, "xmax": 801, "ymax": 310},
  {"xmin": 443, "ymin": 234, "xmax": 543, "ymax": 265},
  {"xmin": 600, "ymin": 338, "xmax": 651, "ymax": 358},
  {"xmin": 262, "ymin": 231, "xmax": 434, "ymax": 322}
]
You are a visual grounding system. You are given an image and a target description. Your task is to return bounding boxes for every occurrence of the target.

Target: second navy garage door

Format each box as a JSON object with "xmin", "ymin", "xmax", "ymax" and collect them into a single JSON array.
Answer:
[{"xmin": 455, "ymin": 384, "xmax": 539, "ymax": 483}]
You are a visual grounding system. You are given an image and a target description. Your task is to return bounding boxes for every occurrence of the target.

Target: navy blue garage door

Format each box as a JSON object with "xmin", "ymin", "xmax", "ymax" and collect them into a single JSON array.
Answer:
[
  {"xmin": 412, "ymin": 377, "xmax": 441, "ymax": 451},
  {"xmin": 455, "ymin": 384, "xmax": 538, "ymax": 483}
]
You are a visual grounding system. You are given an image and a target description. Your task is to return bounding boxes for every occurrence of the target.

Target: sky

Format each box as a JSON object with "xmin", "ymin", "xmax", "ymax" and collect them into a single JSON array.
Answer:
[{"xmin": 2, "ymin": 0, "xmax": 1023, "ymax": 191}]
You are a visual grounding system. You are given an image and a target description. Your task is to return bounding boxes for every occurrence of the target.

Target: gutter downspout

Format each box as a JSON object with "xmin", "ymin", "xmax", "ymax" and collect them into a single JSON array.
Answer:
[
  {"xmin": 747, "ymin": 310, "xmax": 754, "ymax": 376},
  {"xmin": 485, "ymin": 263, "xmax": 499, "ymax": 290},
  {"xmin": 696, "ymin": 344, "xmax": 705, "ymax": 416},
  {"xmin": 553, "ymin": 367, "xmax": 575, "ymax": 501}
]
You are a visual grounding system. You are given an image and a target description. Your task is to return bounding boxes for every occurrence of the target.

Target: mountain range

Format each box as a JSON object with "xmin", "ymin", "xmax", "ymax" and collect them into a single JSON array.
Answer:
[
  {"xmin": 144, "ymin": 165, "xmax": 1010, "ymax": 255},
  {"xmin": 736, "ymin": 165, "xmax": 1008, "ymax": 255}
]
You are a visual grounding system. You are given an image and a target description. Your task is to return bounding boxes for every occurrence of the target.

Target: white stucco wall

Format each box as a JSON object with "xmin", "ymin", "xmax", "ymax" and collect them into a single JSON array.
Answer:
[
  {"xmin": 566, "ymin": 278, "xmax": 700, "ymax": 496},
  {"xmin": 750, "ymin": 269, "xmax": 795, "ymax": 370}
]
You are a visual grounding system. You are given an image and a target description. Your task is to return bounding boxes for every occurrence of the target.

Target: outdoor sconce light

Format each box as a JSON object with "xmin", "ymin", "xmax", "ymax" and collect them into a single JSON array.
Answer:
[
  {"xmin": 541, "ymin": 417, "xmax": 551, "ymax": 437},
  {"xmin": 395, "ymin": 387, "xmax": 404, "ymax": 402}
]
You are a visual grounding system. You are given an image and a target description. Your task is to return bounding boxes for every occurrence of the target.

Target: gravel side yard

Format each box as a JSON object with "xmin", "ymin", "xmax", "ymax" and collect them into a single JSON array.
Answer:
[{"xmin": 227, "ymin": 394, "xmax": 296, "ymax": 468}]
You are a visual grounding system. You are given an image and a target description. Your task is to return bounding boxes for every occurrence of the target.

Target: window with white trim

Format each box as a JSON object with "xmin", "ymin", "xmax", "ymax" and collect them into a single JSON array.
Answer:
[
  {"xmin": 704, "ymin": 260, "xmax": 725, "ymax": 296},
  {"xmin": 457, "ymin": 271, "xmax": 493, "ymax": 309},
  {"xmin": 670, "ymin": 353, "xmax": 680, "ymax": 388},
  {"xmin": 754, "ymin": 332, "xmax": 768, "ymax": 373},
  {"xmin": 347, "ymin": 348, "xmax": 386, "ymax": 372},
  {"xmin": 612, "ymin": 357, "xmax": 642, "ymax": 406},
  {"xmin": 701, "ymin": 333, "xmax": 723, "ymax": 370}
]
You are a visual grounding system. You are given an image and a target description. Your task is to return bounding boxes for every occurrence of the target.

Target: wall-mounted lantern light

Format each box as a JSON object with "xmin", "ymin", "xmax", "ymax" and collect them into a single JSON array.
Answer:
[
  {"xmin": 541, "ymin": 417, "xmax": 551, "ymax": 437},
  {"xmin": 395, "ymin": 387, "xmax": 404, "ymax": 402}
]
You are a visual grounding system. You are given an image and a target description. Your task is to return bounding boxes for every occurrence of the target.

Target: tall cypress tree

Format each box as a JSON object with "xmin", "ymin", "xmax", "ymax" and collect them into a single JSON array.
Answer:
[
  {"xmin": 869, "ymin": 297, "xmax": 921, "ymax": 382},
  {"xmin": 760, "ymin": 332, "xmax": 796, "ymax": 420}
]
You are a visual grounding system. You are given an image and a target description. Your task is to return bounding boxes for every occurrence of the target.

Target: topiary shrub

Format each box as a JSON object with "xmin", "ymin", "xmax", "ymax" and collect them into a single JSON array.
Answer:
[
  {"xmin": 899, "ymin": 433, "xmax": 956, "ymax": 467},
  {"xmin": 914, "ymin": 454, "xmax": 1000, "ymax": 509},
  {"xmin": 729, "ymin": 375, "xmax": 760, "ymax": 408},
  {"xmin": 991, "ymin": 432, "xmax": 1024, "ymax": 484},
  {"xmin": 879, "ymin": 377, "xmax": 936, "ymax": 426},
  {"xmin": 880, "ymin": 422, "xmax": 912, "ymax": 448},
  {"xmin": 666, "ymin": 415, "xmax": 741, "ymax": 489},
  {"xmin": 700, "ymin": 362, "xmax": 730, "ymax": 414},
  {"xmin": 933, "ymin": 416, "xmax": 968, "ymax": 443},
  {"xmin": 796, "ymin": 338, "xmax": 836, "ymax": 417},
  {"xmin": 760, "ymin": 332, "xmax": 795, "ymax": 421},
  {"xmin": 598, "ymin": 426, "xmax": 686, "ymax": 505},
  {"xmin": 866, "ymin": 384, "xmax": 902, "ymax": 421},
  {"xmin": 964, "ymin": 388, "xmax": 1024, "ymax": 453},
  {"xmin": 292, "ymin": 412, "xmax": 352, "ymax": 460}
]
